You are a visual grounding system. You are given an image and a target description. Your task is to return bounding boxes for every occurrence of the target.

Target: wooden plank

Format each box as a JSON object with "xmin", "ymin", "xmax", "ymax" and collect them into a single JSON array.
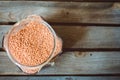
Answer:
[
  {"xmin": 0, "ymin": 76, "xmax": 120, "ymax": 80},
  {"xmin": 53, "ymin": 26, "xmax": 120, "ymax": 49},
  {"xmin": 0, "ymin": 1, "xmax": 113, "ymax": 8},
  {"xmin": 1, "ymin": 25, "xmax": 120, "ymax": 49},
  {"xmin": 1, "ymin": 0, "xmax": 120, "ymax": 2},
  {"xmin": 0, "ymin": 51, "xmax": 120, "ymax": 75},
  {"xmin": 0, "ymin": 1, "xmax": 118, "ymax": 25}
]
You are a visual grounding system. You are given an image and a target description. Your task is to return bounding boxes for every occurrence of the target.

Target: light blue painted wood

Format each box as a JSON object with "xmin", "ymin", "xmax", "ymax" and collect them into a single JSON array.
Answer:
[{"xmin": 0, "ymin": 76, "xmax": 120, "ymax": 80}]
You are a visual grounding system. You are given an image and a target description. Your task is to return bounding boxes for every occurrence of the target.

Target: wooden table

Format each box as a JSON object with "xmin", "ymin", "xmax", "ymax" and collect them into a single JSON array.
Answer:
[{"xmin": 0, "ymin": 1, "xmax": 120, "ymax": 79}]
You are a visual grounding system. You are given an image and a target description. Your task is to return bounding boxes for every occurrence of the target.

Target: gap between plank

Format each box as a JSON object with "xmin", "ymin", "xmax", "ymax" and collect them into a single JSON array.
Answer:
[
  {"xmin": 1, "ymin": 48, "xmax": 120, "ymax": 52},
  {"xmin": 1, "ymin": 0, "xmax": 120, "ymax": 2},
  {"xmin": 0, "ymin": 74, "xmax": 120, "ymax": 76},
  {"xmin": 63, "ymin": 48, "xmax": 120, "ymax": 52},
  {"xmin": 1, "ymin": 22, "xmax": 120, "ymax": 27}
]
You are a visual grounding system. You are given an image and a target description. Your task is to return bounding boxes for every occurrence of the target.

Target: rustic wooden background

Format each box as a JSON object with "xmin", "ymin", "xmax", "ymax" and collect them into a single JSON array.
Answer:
[{"xmin": 0, "ymin": 1, "xmax": 120, "ymax": 79}]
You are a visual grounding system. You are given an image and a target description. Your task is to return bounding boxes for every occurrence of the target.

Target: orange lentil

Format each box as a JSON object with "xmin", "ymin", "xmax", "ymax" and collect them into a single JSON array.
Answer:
[{"xmin": 8, "ymin": 20, "xmax": 54, "ymax": 66}]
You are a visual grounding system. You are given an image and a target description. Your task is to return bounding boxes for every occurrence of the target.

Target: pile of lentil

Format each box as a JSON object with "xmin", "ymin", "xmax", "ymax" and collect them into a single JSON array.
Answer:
[{"xmin": 8, "ymin": 18, "xmax": 54, "ymax": 66}]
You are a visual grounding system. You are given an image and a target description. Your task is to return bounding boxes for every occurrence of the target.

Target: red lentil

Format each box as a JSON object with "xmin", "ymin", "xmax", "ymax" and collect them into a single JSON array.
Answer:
[{"xmin": 8, "ymin": 19, "xmax": 54, "ymax": 66}]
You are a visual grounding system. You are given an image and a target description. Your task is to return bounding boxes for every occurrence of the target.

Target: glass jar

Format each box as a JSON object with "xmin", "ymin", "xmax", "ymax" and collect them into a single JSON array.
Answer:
[{"xmin": 3, "ymin": 15, "xmax": 62, "ymax": 74}]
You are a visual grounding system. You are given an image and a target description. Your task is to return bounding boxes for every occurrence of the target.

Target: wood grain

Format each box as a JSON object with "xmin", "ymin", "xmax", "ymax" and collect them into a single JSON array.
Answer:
[
  {"xmin": 0, "ymin": 1, "xmax": 117, "ymax": 25},
  {"xmin": 0, "ymin": 1, "xmax": 120, "ymax": 77},
  {"xmin": 0, "ymin": 51, "xmax": 120, "ymax": 75},
  {"xmin": 1, "ymin": 0, "xmax": 120, "ymax": 2},
  {"xmin": 0, "ymin": 76, "xmax": 120, "ymax": 80},
  {"xmin": 1, "ymin": 25, "xmax": 120, "ymax": 49}
]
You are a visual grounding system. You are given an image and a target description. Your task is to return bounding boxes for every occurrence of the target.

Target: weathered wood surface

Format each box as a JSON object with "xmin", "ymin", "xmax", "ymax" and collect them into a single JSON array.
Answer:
[
  {"xmin": 0, "ymin": 25, "xmax": 120, "ymax": 49},
  {"xmin": 2, "ymin": 0, "xmax": 120, "ymax": 2},
  {"xmin": 0, "ymin": 1, "xmax": 120, "ymax": 76},
  {"xmin": 0, "ymin": 52, "xmax": 120, "ymax": 75},
  {"xmin": 1, "ymin": 76, "xmax": 120, "ymax": 80},
  {"xmin": 0, "ymin": 1, "xmax": 119, "ymax": 25}
]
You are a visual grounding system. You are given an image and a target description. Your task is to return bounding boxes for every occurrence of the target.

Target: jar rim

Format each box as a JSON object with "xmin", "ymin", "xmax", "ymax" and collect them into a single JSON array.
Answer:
[{"xmin": 4, "ymin": 19, "xmax": 57, "ymax": 68}]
